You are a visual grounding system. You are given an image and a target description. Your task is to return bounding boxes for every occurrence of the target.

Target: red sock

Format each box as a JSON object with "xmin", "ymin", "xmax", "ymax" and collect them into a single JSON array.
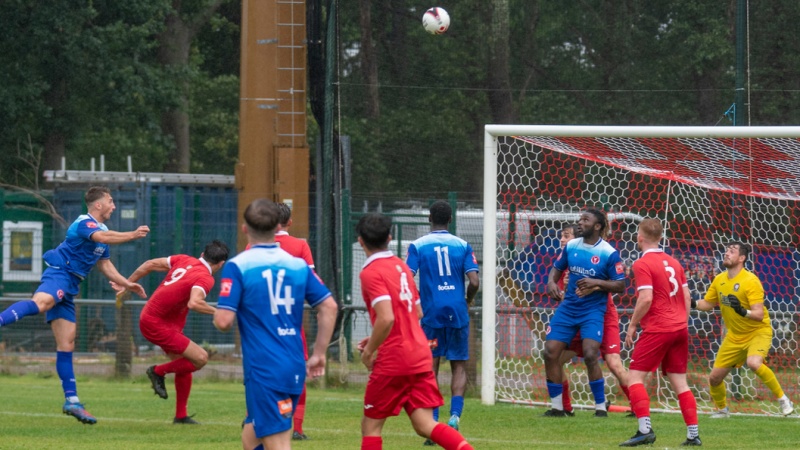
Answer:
[
  {"xmin": 155, "ymin": 358, "xmax": 198, "ymax": 376},
  {"xmin": 562, "ymin": 379, "xmax": 573, "ymax": 412},
  {"xmin": 361, "ymin": 436, "xmax": 382, "ymax": 450},
  {"xmin": 294, "ymin": 385, "xmax": 307, "ymax": 433},
  {"xmin": 619, "ymin": 383, "xmax": 631, "ymax": 402},
  {"xmin": 628, "ymin": 383, "xmax": 650, "ymax": 418},
  {"xmin": 430, "ymin": 423, "xmax": 473, "ymax": 450},
  {"xmin": 174, "ymin": 372, "xmax": 192, "ymax": 418},
  {"xmin": 678, "ymin": 390, "xmax": 698, "ymax": 426}
]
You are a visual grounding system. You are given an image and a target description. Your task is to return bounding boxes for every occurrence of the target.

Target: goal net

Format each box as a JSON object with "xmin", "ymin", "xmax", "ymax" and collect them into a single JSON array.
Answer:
[{"xmin": 481, "ymin": 125, "xmax": 800, "ymax": 416}]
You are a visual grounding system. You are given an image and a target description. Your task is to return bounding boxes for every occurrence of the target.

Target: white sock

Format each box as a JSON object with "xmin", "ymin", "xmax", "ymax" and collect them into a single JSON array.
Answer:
[
  {"xmin": 595, "ymin": 402, "xmax": 607, "ymax": 411},
  {"xmin": 638, "ymin": 416, "xmax": 651, "ymax": 434},
  {"xmin": 551, "ymin": 393, "xmax": 563, "ymax": 410},
  {"xmin": 67, "ymin": 396, "xmax": 80, "ymax": 404},
  {"xmin": 687, "ymin": 424, "xmax": 699, "ymax": 439}
]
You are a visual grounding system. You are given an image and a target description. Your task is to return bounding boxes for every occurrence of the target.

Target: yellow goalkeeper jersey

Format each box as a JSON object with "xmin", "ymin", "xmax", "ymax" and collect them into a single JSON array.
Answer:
[{"xmin": 704, "ymin": 268, "xmax": 770, "ymax": 339}]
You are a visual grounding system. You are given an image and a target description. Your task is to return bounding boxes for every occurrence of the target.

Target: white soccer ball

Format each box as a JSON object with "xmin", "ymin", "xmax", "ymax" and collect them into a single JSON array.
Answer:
[{"xmin": 422, "ymin": 7, "xmax": 450, "ymax": 35}]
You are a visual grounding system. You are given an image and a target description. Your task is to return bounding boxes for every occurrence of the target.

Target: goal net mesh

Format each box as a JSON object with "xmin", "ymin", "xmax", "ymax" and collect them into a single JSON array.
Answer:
[{"xmin": 490, "ymin": 132, "xmax": 800, "ymax": 415}]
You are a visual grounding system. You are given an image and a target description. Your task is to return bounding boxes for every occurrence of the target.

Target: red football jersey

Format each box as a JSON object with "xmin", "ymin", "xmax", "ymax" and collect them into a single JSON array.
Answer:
[
  {"xmin": 140, "ymin": 255, "xmax": 215, "ymax": 326},
  {"xmin": 275, "ymin": 231, "xmax": 315, "ymax": 268},
  {"xmin": 360, "ymin": 251, "xmax": 431, "ymax": 376},
  {"xmin": 632, "ymin": 249, "xmax": 688, "ymax": 333}
]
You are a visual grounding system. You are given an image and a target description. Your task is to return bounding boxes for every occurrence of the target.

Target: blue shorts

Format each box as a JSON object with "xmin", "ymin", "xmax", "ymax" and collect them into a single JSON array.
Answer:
[
  {"xmin": 244, "ymin": 380, "xmax": 299, "ymax": 439},
  {"xmin": 35, "ymin": 268, "xmax": 81, "ymax": 323},
  {"xmin": 546, "ymin": 307, "xmax": 604, "ymax": 345},
  {"xmin": 422, "ymin": 324, "xmax": 469, "ymax": 361}
]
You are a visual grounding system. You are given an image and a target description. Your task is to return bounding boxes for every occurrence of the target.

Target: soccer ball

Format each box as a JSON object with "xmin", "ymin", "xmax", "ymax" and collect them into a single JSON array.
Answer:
[{"xmin": 422, "ymin": 7, "xmax": 450, "ymax": 35}]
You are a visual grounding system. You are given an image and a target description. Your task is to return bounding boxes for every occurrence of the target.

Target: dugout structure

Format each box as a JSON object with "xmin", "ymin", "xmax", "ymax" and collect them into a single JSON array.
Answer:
[{"xmin": 481, "ymin": 125, "xmax": 800, "ymax": 416}]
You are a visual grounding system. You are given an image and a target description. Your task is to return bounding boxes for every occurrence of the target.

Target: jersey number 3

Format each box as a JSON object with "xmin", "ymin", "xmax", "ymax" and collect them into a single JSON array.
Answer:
[
  {"xmin": 664, "ymin": 265, "xmax": 679, "ymax": 297},
  {"xmin": 262, "ymin": 268, "xmax": 296, "ymax": 314}
]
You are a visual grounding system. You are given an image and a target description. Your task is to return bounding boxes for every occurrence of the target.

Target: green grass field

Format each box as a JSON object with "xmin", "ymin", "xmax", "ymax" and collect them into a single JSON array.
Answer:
[{"xmin": 0, "ymin": 373, "xmax": 797, "ymax": 449}]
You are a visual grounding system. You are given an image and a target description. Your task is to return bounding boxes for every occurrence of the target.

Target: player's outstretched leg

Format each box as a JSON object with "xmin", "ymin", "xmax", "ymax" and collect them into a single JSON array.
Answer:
[
  {"xmin": 0, "ymin": 300, "xmax": 39, "ymax": 327},
  {"xmin": 411, "ymin": 408, "xmax": 473, "ymax": 450},
  {"xmin": 147, "ymin": 365, "xmax": 169, "ymax": 399}
]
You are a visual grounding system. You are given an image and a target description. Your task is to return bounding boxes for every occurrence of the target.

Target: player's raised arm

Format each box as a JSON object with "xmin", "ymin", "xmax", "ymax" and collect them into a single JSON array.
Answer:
[
  {"xmin": 95, "ymin": 259, "xmax": 146, "ymax": 298},
  {"xmin": 125, "ymin": 257, "xmax": 171, "ymax": 283},
  {"xmin": 91, "ymin": 225, "xmax": 150, "ymax": 245}
]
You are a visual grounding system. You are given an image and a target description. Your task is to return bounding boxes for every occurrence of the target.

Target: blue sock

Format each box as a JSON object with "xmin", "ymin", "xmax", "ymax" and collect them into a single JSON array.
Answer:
[
  {"xmin": 0, "ymin": 300, "xmax": 39, "ymax": 326},
  {"xmin": 589, "ymin": 378, "xmax": 606, "ymax": 405},
  {"xmin": 433, "ymin": 406, "xmax": 439, "ymax": 422},
  {"xmin": 56, "ymin": 351, "xmax": 77, "ymax": 399},
  {"xmin": 546, "ymin": 381, "xmax": 564, "ymax": 399},
  {"xmin": 450, "ymin": 396, "xmax": 464, "ymax": 417}
]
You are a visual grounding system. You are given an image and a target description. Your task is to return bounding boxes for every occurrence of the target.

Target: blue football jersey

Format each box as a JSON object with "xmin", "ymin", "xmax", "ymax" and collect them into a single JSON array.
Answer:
[
  {"xmin": 217, "ymin": 243, "xmax": 331, "ymax": 393},
  {"xmin": 406, "ymin": 230, "xmax": 479, "ymax": 328},
  {"xmin": 44, "ymin": 214, "xmax": 110, "ymax": 279},
  {"xmin": 553, "ymin": 237, "xmax": 625, "ymax": 312}
]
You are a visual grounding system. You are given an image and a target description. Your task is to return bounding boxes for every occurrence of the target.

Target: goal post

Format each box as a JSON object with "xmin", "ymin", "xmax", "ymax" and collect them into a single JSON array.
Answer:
[{"xmin": 481, "ymin": 125, "xmax": 800, "ymax": 414}]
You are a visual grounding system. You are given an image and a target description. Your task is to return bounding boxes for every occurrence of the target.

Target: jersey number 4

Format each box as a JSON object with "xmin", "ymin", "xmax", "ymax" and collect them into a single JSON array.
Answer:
[{"xmin": 262, "ymin": 269, "xmax": 296, "ymax": 314}]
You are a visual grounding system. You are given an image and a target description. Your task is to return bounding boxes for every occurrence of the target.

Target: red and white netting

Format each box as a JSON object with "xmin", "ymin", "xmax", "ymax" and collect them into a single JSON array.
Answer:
[{"xmin": 481, "ymin": 126, "xmax": 800, "ymax": 416}]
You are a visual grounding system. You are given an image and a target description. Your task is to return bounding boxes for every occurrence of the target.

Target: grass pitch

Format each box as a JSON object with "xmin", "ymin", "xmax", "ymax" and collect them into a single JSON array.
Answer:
[{"xmin": 0, "ymin": 373, "xmax": 797, "ymax": 449}]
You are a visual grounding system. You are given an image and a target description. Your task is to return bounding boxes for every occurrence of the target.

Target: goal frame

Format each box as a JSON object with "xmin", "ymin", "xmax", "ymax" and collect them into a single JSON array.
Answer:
[{"xmin": 481, "ymin": 124, "xmax": 800, "ymax": 405}]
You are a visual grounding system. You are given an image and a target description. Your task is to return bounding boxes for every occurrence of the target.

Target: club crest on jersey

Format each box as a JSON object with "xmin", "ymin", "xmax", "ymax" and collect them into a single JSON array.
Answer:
[
  {"xmin": 615, "ymin": 262, "xmax": 625, "ymax": 274},
  {"xmin": 220, "ymin": 278, "xmax": 232, "ymax": 296},
  {"xmin": 57, "ymin": 289, "xmax": 64, "ymax": 299},
  {"xmin": 733, "ymin": 283, "xmax": 740, "ymax": 292},
  {"xmin": 591, "ymin": 255, "xmax": 600, "ymax": 264}
]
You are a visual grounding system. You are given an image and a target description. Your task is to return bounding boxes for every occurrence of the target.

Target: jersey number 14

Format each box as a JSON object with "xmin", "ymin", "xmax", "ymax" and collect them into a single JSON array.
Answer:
[{"xmin": 262, "ymin": 268, "xmax": 296, "ymax": 314}]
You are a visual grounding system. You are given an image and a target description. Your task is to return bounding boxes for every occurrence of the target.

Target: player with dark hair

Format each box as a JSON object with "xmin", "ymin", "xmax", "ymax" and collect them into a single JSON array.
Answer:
[
  {"xmin": 620, "ymin": 218, "xmax": 700, "ymax": 447},
  {"xmin": 543, "ymin": 208, "xmax": 626, "ymax": 417},
  {"xmin": 0, "ymin": 185, "xmax": 149, "ymax": 424},
  {"xmin": 115, "ymin": 240, "xmax": 230, "ymax": 424},
  {"xmin": 405, "ymin": 200, "xmax": 479, "ymax": 438},
  {"xmin": 554, "ymin": 223, "xmax": 631, "ymax": 416},
  {"xmin": 356, "ymin": 212, "xmax": 473, "ymax": 450},
  {"xmin": 694, "ymin": 241, "xmax": 794, "ymax": 418},
  {"xmin": 214, "ymin": 198, "xmax": 338, "ymax": 450}
]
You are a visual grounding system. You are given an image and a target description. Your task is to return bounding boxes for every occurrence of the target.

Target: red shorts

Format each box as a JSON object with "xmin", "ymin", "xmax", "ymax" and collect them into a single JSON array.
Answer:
[
  {"xmin": 629, "ymin": 329, "xmax": 689, "ymax": 375},
  {"xmin": 363, "ymin": 371, "xmax": 443, "ymax": 419},
  {"xmin": 568, "ymin": 305, "xmax": 621, "ymax": 357},
  {"xmin": 139, "ymin": 314, "xmax": 190, "ymax": 355}
]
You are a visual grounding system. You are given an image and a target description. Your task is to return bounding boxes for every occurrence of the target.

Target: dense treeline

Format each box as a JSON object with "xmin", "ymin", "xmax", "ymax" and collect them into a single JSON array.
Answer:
[{"xmin": 1, "ymin": 1, "xmax": 799, "ymax": 196}]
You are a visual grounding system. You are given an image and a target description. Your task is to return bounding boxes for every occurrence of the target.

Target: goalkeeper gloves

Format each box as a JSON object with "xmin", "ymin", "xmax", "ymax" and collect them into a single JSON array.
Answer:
[
  {"xmin": 690, "ymin": 298, "xmax": 697, "ymax": 309},
  {"xmin": 727, "ymin": 294, "xmax": 748, "ymax": 317}
]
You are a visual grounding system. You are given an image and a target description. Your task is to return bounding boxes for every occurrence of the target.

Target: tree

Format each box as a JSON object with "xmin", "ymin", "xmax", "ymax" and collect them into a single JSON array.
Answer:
[{"xmin": 157, "ymin": 0, "xmax": 227, "ymax": 173}]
